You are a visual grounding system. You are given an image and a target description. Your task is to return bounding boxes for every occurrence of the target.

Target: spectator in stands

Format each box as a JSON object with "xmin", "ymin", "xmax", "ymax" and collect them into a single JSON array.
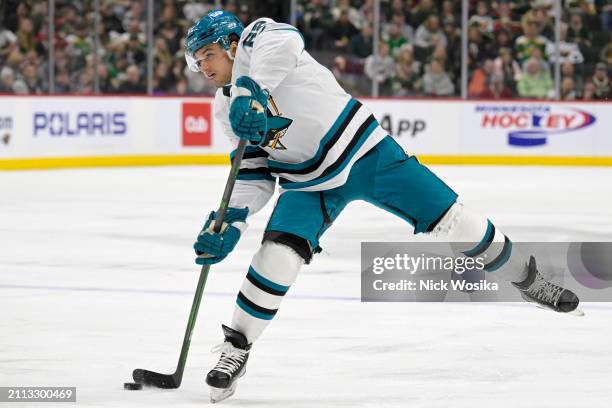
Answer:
[
  {"xmin": 65, "ymin": 21, "xmax": 92, "ymax": 67},
  {"xmin": 582, "ymin": 81, "xmax": 596, "ymax": 100},
  {"xmin": 96, "ymin": 62, "xmax": 113, "ymax": 93},
  {"xmin": 74, "ymin": 67, "xmax": 94, "ymax": 94},
  {"xmin": 560, "ymin": 76, "xmax": 577, "ymax": 100},
  {"xmin": 443, "ymin": 19, "xmax": 461, "ymax": 72},
  {"xmin": 391, "ymin": 45, "xmax": 422, "ymax": 96},
  {"xmin": 411, "ymin": 0, "xmax": 437, "ymax": 28},
  {"xmin": 117, "ymin": 64, "xmax": 145, "ymax": 93},
  {"xmin": 122, "ymin": 1, "xmax": 145, "ymax": 32},
  {"xmin": 0, "ymin": 66, "xmax": 27, "ymax": 93},
  {"xmin": 124, "ymin": 33, "xmax": 146, "ymax": 65},
  {"xmin": 21, "ymin": 63, "xmax": 45, "ymax": 94},
  {"xmin": 590, "ymin": 62, "xmax": 610, "ymax": 99},
  {"xmin": 348, "ymin": 24, "xmax": 373, "ymax": 59},
  {"xmin": 567, "ymin": 13, "xmax": 592, "ymax": 48},
  {"xmin": 561, "ymin": 61, "xmax": 584, "ymax": 97},
  {"xmin": 423, "ymin": 59, "xmax": 455, "ymax": 96},
  {"xmin": 493, "ymin": 28, "xmax": 513, "ymax": 51},
  {"xmin": 386, "ymin": 22, "xmax": 408, "ymax": 57},
  {"xmin": 515, "ymin": 19, "xmax": 550, "ymax": 64},
  {"xmin": 431, "ymin": 44, "xmax": 453, "ymax": 77},
  {"xmin": 0, "ymin": 28, "xmax": 18, "ymax": 65},
  {"xmin": 493, "ymin": 1, "xmax": 521, "ymax": 35},
  {"xmin": 385, "ymin": 0, "xmax": 406, "ymax": 23},
  {"xmin": 1, "ymin": 0, "xmax": 610, "ymax": 99},
  {"xmin": 383, "ymin": 13, "xmax": 414, "ymax": 45},
  {"xmin": 359, "ymin": 0, "xmax": 375, "ymax": 24},
  {"xmin": 154, "ymin": 37, "xmax": 173, "ymax": 67},
  {"xmin": 526, "ymin": 48, "xmax": 550, "ymax": 74},
  {"xmin": 302, "ymin": 0, "xmax": 333, "ymax": 50},
  {"xmin": 602, "ymin": 2, "xmax": 612, "ymax": 33},
  {"xmin": 158, "ymin": 0, "xmax": 179, "ymax": 27},
  {"xmin": 467, "ymin": 23, "xmax": 494, "ymax": 70},
  {"xmin": 469, "ymin": 1, "xmax": 494, "ymax": 34},
  {"xmin": 469, "ymin": 58, "xmax": 495, "ymax": 97},
  {"xmin": 575, "ymin": 1, "xmax": 600, "ymax": 34},
  {"xmin": 153, "ymin": 61, "xmax": 175, "ymax": 94},
  {"xmin": 599, "ymin": 40, "xmax": 612, "ymax": 66},
  {"xmin": 331, "ymin": 55, "xmax": 359, "ymax": 95},
  {"xmin": 480, "ymin": 74, "xmax": 513, "ymax": 99},
  {"xmin": 183, "ymin": 1, "xmax": 210, "ymax": 23},
  {"xmin": 331, "ymin": 0, "xmax": 362, "ymax": 29},
  {"xmin": 236, "ymin": 4, "xmax": 251, "ymax": 28},
  {"xmin": 414, "ymin": 15, "xmax": 447, "ymax": 51},
  {"xmin": 440, "ymin": 0, "xmax": 458, "ymax": 27},
  {"xmin": 364, "ymin": 42, "xmax": 395, "ymax": 95},
  {"xmin": 174, "ymin": 78, "xmax": 188, "ymax": 95},
  {"xmin": 546, "ymin": 23, "xmax": 584, "ymax": 65},
  {"xmin": 523, "ymin": 4, "xmax": 554, "ymax": 40},
  {"xmin": 330, "ymin": 10, "xmax": 359, "ymax": 52},
  {"xmin": 16, "ymin": 17, "xmax": 36, "ymax": 53},
  {"xmin": 100, "ymin": 1, "xmax": 124, "ymax": 34},
  {"xmin": 517, "ymin": 57, "xmax": 553, "ymax": 99},
  {"xmin": 54, "ymin": 69, "xmax": 71, "ymax": 93},
  {"xmin": 159, "ymin": 22, "xmax": 181, "ymax": 55}
]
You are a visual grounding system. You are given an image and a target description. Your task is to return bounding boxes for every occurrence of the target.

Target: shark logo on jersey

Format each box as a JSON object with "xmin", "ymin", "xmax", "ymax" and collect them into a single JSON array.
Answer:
[
  {"xmin": 264, "ymin": 96, "xmax": 291, "ymax": 150},
  {"xmin": 265, "ymin": 115, "xmax": 291, "ymax": 150}
]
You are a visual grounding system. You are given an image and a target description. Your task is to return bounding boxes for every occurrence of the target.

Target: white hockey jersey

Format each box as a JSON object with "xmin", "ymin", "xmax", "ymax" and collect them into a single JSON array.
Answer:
[{"xmin": 217, "ymin": 18, "xmax": 387, "ymax": 215}]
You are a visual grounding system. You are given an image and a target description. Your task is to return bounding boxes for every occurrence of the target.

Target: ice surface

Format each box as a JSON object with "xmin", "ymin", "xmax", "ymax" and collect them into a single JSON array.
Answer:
[{"xmin": 1, "ymin": 165, "xmax": 611, "ymax": 407}]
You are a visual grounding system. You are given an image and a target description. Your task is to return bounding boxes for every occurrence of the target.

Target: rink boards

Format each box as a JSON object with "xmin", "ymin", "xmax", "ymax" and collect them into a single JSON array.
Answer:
[{"xmin": 1, "ymin": 95, "xmax": 611, "ymax": 169}]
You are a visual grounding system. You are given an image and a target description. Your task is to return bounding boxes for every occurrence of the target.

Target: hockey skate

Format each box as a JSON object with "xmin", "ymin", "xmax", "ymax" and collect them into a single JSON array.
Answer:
[
  {"xmin": 513, "ymin": 256, "xmax": 583, "ymax": 316},
  {"xmin": 206, "ymin": 324, "xmax": 251, "ymax": 403}
]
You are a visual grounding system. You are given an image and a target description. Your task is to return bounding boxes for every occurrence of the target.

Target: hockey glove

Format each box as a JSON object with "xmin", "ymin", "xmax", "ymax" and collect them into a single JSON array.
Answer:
[
  {"xmin": 194, "ymin": 207, "xmax": 249, "ymax": 265},
  {"xmin": 229, "ymin": 76, "xmax": 269, "ymax": 145}
]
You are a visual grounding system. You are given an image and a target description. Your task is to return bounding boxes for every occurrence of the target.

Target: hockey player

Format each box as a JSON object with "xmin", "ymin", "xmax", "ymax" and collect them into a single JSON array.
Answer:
[{"xmin": 184, "ymin": 10, "xmax": 580, "ymax": 403}]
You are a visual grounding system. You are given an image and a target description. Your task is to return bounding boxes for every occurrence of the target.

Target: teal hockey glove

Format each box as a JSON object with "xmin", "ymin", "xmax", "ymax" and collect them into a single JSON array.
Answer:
[
  {"xmin": 194, "ymin": 207, "xmax": 249, "ymax": 265},
  {"xmin": 229, "ymin": 76, "xmax": 269, "ymax": 145}
]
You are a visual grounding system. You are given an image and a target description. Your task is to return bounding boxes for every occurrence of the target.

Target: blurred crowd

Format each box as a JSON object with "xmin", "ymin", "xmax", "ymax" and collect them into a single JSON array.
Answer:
[
  {"xmin": 305, "ymin": 0, "xmax": 611, "ymax": 99},
  {"xmin": 0, "ymin": 0, "xmax": 610, "ymax": 100}
]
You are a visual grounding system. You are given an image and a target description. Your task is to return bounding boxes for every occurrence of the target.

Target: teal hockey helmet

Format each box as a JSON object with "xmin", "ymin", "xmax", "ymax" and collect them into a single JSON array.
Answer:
[{"xmin": 185, "ymin": 10, "xmax": 243, "ymax": 72}]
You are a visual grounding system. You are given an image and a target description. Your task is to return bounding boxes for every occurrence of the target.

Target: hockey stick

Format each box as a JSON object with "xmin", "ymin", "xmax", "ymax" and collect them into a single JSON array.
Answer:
[{"xmin": 132, "ymin": 139, "xmax": 248, "ymax": 389}]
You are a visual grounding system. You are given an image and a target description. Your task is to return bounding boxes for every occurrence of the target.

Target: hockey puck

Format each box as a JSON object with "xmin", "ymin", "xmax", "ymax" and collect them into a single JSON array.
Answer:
[{"xmin": 124, "ymin": 382, "xmax": 143, "ymax": 390}]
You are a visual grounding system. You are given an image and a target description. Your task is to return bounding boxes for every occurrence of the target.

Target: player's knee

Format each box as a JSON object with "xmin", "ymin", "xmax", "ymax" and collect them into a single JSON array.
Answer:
[
  {"xmin": 252, "ymin": 239, "xmax": 304, "ymax": 286},
  {"xmin": 262, "ymin": 231, "xmax": 314, "ymax": 264}
]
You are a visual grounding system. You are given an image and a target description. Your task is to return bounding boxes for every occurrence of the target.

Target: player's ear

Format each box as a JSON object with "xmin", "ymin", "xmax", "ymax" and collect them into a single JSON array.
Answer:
[{"xmin": 229, "ymin": 41, "xmax": 238, "ymax": 58}]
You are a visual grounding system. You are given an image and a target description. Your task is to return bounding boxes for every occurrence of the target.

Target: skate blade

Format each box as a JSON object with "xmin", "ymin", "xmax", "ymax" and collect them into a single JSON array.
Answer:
[
  {"xmin": 536, "ymin": 304, "xmax": 585, "ymax": 317},
  {"xmin": 568, "ymin": 308, "xmax": 585, "ymax": 317},
  {"xmin": 210, "ymin": 382, "xmax": 238, "ymax": 404}
]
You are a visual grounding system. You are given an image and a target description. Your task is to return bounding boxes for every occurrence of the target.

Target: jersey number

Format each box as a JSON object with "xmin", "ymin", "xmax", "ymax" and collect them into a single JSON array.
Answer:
[{"xmin": 243, "ymin": 21, "xmax": 266, "ymax": 48}]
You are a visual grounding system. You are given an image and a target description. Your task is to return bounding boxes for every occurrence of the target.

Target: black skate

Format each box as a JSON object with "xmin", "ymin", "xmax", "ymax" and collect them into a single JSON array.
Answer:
[
  {"xmin": 206, "ymin": 324, "xmax": 251, "ymax": 403},
  {"xmin": 512, "ymin": 256, "xmax": 583, "ymax": 316}
]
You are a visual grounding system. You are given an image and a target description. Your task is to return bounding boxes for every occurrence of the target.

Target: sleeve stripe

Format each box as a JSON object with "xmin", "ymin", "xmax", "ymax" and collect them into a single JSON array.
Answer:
[
  {"xmin": 238, "ymin": 167, "xmax": 271, "ymax": 176},
  {"xmin": 268, "ymin": 27, "xmax": 305, "ymax": 45},
  {"xmin": 230, "ymin": 146, "xmax": 268, "ymax": 162},
  {"xmin": 237, "ymin": 173, "xmax": 276, "ymax": 181},
  {"xmin": 244, "ymin": 150, "xmax": 270, "ymax": 160}
]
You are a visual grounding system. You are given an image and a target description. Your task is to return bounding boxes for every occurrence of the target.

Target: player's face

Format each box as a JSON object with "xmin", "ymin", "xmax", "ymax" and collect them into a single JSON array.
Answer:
[{"xmin": 194, "ymin": 43, "xmax": 233, "ymax": 87}]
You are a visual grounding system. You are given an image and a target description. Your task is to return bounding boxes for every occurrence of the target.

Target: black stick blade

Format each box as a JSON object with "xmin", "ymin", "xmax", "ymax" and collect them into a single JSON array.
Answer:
[{"xmin": 132, "ymin": 368, "xmax": 180, "ymax": 389}]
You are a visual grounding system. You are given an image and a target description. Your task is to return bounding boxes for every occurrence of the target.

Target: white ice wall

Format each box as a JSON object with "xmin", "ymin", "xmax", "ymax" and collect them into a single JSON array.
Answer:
[{"xmin": 1, "ymin": 96, "xmax": 610, "ymax": 167}]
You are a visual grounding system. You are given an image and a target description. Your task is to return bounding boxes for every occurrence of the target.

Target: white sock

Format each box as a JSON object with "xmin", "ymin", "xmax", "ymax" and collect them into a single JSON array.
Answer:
[
  {"xmin": 429, "ymin": 201, "xmax": 528, "ymax": 283},
  {"xmin": 231, "ymin": 241, "xmax": 303, "ymax": 343}
]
